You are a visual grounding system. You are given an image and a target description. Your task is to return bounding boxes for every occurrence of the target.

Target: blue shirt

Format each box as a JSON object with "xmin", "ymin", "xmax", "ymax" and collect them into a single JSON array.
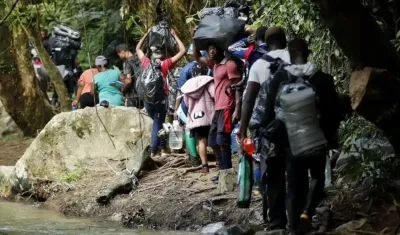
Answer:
[
  {"xmin": 228, "ymin": 37, "xmax": 268, "ymax": 70},
  {"xmin": 94, "ymin": 69, "xmax": 124, "ymax": 106}
]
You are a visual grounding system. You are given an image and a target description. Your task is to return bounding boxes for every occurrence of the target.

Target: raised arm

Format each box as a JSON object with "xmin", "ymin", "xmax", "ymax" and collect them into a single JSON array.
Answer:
[
  {"xmin": 136, "ymin": 29, "xmax": 151, "ymax": 61},
  {"xmin": 192, "ymin": 27, "xmax": 209, "ymax": 67},
  {"xmin": 170, "ymin": 29, "xmax": 186, "ymax": 65},
  {"xmin": 239, "ymin": 65, "xmax": 261, "ymax": 142}
]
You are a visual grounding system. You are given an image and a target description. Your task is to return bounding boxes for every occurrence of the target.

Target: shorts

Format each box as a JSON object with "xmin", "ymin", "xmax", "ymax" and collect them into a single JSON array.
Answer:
[
  {"xmin": 80, "ymin": 93, "xmax": 97, "ymax": 108},
  {"xmin": 208, "ymin": 109, "xmax": 234, "ymax": 147},
  {"xmin": 190, "ymin": 126, "xmax": 211, "ymax": 139}
]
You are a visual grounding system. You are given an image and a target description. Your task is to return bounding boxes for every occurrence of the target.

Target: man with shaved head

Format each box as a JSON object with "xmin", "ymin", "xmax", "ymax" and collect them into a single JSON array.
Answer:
[
  {"xmin": 266, "ymin": 38, "xmax": 340, "ymax": 235},
  {"xmin": 239, "ymin": 26, "xmax": 290, "ymax": 232}
]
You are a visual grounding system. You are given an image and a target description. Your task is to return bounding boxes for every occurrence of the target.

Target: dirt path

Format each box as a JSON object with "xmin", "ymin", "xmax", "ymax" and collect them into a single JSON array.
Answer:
[
  {"xmin": 0, "ymin": 137, "xmax": 33, "ymax": 166},
  {"xmin": 43, "ymin": 157, "xmax": 264, "ymax": 231}
]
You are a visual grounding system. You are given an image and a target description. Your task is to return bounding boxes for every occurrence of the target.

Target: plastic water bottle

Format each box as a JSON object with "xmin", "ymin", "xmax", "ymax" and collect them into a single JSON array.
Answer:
[
  {"xmin": 231, "ymin": 124, "xmax": 240, "ymax": 153},
  {"xmin": 325, "ymin": 152, "xmax": 333, "ymax": 187},
  {"xmin": 169, "ymin": 120, "xmax": 184, "ymax": 150}
]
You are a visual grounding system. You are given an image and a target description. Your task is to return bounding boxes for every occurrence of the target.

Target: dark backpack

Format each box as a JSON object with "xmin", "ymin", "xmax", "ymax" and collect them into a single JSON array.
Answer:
[
  {"xmin": 144, "ymin": 22, "xmax": 177, "ymax": 58},
  {"xmin": 139, "ymin": 61, "xmax": 164, "ymax": 104},
  {"xmin": 274, "ymin": 69, "xmax": 327, "ymax": 158},
  {"xmin": 168, "ymin": 68, "xmax": 181, "ymax": 114},
  {"xmin": 249, "ymin": 54, "xmax": 287, "ymax": 130},
  {"xmin": 125, "ymin": 56, "xmax": 143, "ymax": 97}
]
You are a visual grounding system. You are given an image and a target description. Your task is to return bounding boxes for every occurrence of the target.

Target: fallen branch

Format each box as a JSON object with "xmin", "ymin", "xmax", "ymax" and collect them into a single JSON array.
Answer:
[
  {"xmin": 187, "ymin": 186, "xmax": 217, "ymax": 196},
  {"xmin": 155, "ymin": 158, "xmax": 183, "ymax": 171},
  {"xmin": 170, "ymin": 159, "xmax": 186, "ymax": 168},
  {"xmin": 349, "ymin": 230, "xmax": 381, "ymax": 235},
  {"xmin": 137, "ymin": 183, "xmax": 163, "ymax": 193},
  {"xmin": 169, "ymin": 153, "xmax": 188, "ymax": 158},
  {"xmin": 179, "ymin": 164, "xmax": 217, "ymax": 175}
]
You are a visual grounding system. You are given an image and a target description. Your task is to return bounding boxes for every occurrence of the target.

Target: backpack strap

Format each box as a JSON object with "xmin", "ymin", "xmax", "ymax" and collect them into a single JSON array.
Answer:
[
  {"xmin": 244, "ymin": 43, "xmax": 255, "ymax": 63},
  {"xmin": 243, "ymin": 43, "xmax": 255, "ymax": 81},
  {"xmin": 262, "ymin": 54, "xmax": 286, "ymax": 75}
]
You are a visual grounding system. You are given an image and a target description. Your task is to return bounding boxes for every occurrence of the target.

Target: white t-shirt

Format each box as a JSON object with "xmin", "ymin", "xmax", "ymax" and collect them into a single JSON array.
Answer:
[{"xmin": 247, "ymin": 49, "xmax": 291, "ymax": 85}]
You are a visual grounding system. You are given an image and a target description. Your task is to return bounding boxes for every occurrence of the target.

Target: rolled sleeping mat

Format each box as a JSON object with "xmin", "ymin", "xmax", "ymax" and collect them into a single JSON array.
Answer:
[
  {"xmin": 57, "ymin": 25, "xmax": 81, "ymax": 39},
  {"xmin": 53, "ymin": 26, "xmax": 80, "ymax": 40},
  {"xmin": 53, "ymin": 27, "xmax": 72, "ymax": 38}
]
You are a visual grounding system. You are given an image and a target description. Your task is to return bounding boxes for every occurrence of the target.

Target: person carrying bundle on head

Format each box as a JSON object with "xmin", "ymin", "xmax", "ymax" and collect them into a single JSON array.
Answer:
[{"xmin": 136, "ymin": 27, "xmax": 186, "ymax": 161}]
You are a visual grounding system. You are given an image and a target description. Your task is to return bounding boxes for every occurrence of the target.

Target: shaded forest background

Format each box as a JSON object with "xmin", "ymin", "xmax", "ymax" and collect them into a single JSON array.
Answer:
[{"xmin": 1, "ymin": 0, "xmax": 400, "ymax": 194}]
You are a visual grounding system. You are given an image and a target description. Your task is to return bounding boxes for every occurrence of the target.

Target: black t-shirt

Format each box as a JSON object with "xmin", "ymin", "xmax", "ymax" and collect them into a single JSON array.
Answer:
[
  {"xmin": 123, "ymin": 56, "xmax": 136, "ymax": 77},
  {"xmin": 123, "ymin": 56, "xmax": 143, "ymax": 99}
]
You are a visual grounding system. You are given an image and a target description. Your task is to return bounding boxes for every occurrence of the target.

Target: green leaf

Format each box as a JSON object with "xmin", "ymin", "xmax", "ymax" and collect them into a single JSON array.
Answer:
[
  {"xmin": 186, "ymin": 17, "xmax": 194, "ymax": 24},
  {"xmin": 126, "ymin": 17, "xmax": 133, "ymax": 30}
]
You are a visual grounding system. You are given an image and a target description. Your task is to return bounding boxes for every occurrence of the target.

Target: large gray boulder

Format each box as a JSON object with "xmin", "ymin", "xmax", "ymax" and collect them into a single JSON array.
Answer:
[
  {"xmin": 0, "ymin": 166, "xmax": 16, "ymax": 197},
  {"xmin": 0, "ymin": 101, "xmax": 19, "ymax": 137},
  {"xmin": 1, "ymin": 106, "xmax": 152, "ymax": 196}
]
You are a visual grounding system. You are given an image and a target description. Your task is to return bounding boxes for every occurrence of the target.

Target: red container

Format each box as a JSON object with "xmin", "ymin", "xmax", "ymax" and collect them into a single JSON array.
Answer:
[{"xmin": 242, "ymin": 138, "xmax": 255, "ymax": 156}]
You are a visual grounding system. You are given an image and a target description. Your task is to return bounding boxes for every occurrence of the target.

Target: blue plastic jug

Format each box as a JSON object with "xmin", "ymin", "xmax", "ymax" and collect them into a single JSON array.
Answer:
[{"xmin": 231, "ymin": 124, "xmax": 240, "ymax": 153}]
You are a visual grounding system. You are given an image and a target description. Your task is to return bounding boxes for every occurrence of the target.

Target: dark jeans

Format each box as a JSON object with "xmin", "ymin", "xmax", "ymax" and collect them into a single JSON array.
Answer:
[
  {"xmin": 286, "ymin": 149, "xmax": 326, "ymax": 234},
  {"xmin": 144, "ymin": 98, "xmax": 167, "ymax": 153},
  {"xmin": 265, "ymin": 152, "xmax": 287, "ymax": 230},
  {"xmin": 80, "ymin": 93, "xmax": 97, "ymax": 108}
]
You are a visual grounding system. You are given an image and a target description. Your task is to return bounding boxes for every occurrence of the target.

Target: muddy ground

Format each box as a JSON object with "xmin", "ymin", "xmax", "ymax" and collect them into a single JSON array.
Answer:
[
  {"xmin": 44, "ymin": 157, "xmax": 265, "ymax": 231},
  {"xmin": 0, "ymin": 135, "xmax": 32, "ymax": 166},
  {"xmin": 2, "ymin": 136, "xmax": 400, "ymax": 234}
]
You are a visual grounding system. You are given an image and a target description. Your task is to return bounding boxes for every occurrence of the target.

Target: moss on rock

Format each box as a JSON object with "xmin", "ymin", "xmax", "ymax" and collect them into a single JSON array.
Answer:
[{"xmin": 70, "ymin": 115, "xmax": 93, "ymax": 139}]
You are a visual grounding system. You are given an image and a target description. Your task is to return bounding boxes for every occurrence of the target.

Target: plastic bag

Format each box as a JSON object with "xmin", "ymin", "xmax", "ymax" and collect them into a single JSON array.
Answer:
[
  {"xmin": 139, "ymin": 62, "xmax": 164, "ymax": 104},
  {"xmin": 200, "ymin": 7, "xmax": 238, "ymax": 19},
  {"xmin": 167, "ymin": 68, "xmax": 181, "ymax": 114},
  {"xmin": 237, "ymin": 154, "xmax": 253, "ymax": 208},
  {"xmin": 249, "ymin": 81, "xmax": 267, "ymax": 130},
  {"xmin": 193, "ymin": 15, "xmax": 246, "ymax": 51},
  {"xmin": 143, "ymin": 22, "xmax": 177, "ymax": 57}
]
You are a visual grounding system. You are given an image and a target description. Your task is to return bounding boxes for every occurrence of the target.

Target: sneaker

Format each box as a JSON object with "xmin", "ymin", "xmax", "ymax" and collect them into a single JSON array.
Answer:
[
  {"xmin": 252, "ymin": 185, "xmax": 261, "ymax": 196},
  {"xmin": 299, "ymin": 213, "xmax": 312, "ymax": 233},
  {"xmin": 200, "ymin": 166, "xmax": 209, "ymax": 173},
  {"xmin": 211, "ymin": 175, "xmax": 219, "ymax": 181}
]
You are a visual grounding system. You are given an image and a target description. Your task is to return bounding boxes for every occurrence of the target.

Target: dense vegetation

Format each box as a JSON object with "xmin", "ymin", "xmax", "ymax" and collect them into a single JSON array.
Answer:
[{"xmin": 1, "ymin": 0, "xmax": 400, "ymax": 193}]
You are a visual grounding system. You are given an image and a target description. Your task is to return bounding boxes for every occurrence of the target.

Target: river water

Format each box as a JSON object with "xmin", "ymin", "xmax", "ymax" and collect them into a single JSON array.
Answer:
[{"xmin": 0, "ymin": 200, "xmax": 197, "ymax": 235}]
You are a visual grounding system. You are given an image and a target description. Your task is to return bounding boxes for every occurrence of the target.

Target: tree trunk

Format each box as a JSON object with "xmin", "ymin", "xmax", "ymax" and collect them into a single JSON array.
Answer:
[
  {"xmin": 350, "ymin": 67, "xmax": 400, "ymax": 154},
  {"xmin": 0, "ymin": 24, "xmax": 55, "ymax": 136},
  {"xmin": 318, "ymin": 0, "xmax": 400, "ymax": 76},
  {"xmin": 17, "ymin": 0, "xmax": 71, "ymax": 112},
  {"xmin": 318, "ymin": 0, "xmax": 400, "ymax": 154},
  {"xmin": 24, "ymin": 27, "xmax": 71, "ymax": 112}
]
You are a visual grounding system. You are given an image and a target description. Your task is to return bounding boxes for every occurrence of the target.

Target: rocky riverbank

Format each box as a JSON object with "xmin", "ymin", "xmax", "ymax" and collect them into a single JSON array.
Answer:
[
  {"xmin": 0, "ymin": 107, "xmax": 263, "ymax": 233},
  {"xmin": 1, "ymin": 107, "xmax": 400, "ymax": 235}
]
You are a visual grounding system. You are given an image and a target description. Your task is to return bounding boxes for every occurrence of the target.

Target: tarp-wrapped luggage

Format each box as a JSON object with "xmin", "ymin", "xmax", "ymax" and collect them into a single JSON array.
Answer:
[
  {"xmin": 143, "ymin": 22, "xmax": 177, "ymax": 57},
  {"xmin": 193, "ymin": 14, "xmax": 246, "ymax": 51},
  {"xmin": 199, "ymin": 7, "xmax": 239, "ymax": 19}
]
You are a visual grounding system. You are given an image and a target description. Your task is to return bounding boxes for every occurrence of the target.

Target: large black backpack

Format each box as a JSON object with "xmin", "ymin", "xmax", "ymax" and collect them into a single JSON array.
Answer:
[
  {"xmin": 144, "ymin": 22, "xmax": 177, "ymax": 58},
  {"xmin": 138, "ymin": 61, "xmax": 165, "ymax": 104},
  {"xmin": 274, "ymin": 69, "xmax": 327, "ymax": 157},
  {"xmin": 249, "ymin": 54, "xmax": 287, "ymax": 130}
]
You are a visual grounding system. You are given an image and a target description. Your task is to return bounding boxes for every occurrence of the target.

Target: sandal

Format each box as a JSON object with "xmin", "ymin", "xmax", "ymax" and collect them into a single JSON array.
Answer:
[{"xmin": 160, "ymin": 149, "xmax": 170, "ymax": 158}]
